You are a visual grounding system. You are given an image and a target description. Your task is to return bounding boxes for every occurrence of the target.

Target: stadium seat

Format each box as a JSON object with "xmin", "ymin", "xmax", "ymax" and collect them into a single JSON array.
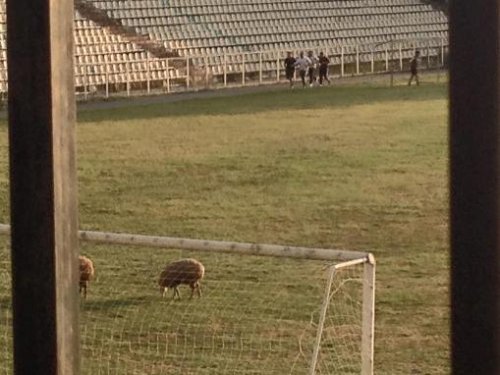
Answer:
[{"xmin": 0, "ymin": 0, "xmax": 448, "ymax": 93}]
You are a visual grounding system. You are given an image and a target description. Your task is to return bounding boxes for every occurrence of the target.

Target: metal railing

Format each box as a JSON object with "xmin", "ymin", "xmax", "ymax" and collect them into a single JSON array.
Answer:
[{"xmin": 0, "ymin": 37, "xmax": 449, "ymax": 100}]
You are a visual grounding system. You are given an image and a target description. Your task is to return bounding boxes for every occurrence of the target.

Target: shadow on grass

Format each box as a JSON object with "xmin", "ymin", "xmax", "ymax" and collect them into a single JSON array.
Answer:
[
  {"xmin": 0, "ymin": 295, "xmax": 177, "ymax": 314},
  {"xmin": 81, "ymin": 294, "xmax": 201, "ymax": 313},
  {"xmin": 76, "ymin": 83, "xmax": 447, "ymax": 124},
  {"xmin": 80, "ymin": 295, "xmax": 152, "ymax": 311}
]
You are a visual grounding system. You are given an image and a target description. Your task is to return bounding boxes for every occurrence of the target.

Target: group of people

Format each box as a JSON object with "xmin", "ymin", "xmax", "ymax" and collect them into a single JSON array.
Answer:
[
  {"xmin": 284, "ymin": 50, "xmax": 331, "ymax": 88},
  {"xmin": 283, "ymin": 49, "xmax": 423, "ymax": 88}
]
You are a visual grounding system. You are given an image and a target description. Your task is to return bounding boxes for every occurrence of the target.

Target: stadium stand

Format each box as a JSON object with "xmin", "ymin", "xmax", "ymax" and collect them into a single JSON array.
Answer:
[
  {"xmin": 73, "ymin": 9, "xmax": 182, "ymax": 95},
  {"xmin": 0, "ymin": 0, "xmax": 448, "ymax": 97}
]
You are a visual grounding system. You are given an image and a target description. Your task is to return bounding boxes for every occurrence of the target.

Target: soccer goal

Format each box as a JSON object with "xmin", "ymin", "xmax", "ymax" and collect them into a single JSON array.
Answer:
[{"xmin": 0, "ymin": 225, "xmax": 375, "ymax": 375}]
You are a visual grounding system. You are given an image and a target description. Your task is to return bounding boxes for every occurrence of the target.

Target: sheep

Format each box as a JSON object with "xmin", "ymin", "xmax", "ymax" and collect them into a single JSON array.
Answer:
[
  {"xmin": 158, "ymin": 258, "xmax": 205, "ymax": 299},
  {"xmin": 79, "ymin": 255, "xmax": 95, "ymax": 299}
]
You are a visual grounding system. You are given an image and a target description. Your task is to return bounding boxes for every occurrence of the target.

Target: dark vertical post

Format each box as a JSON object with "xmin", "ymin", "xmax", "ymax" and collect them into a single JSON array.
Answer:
[
  {"xmin": 450, "ymin": 1, "xmax": 500, "ymax": 374},
  {"xmin": 7, "ymin": 0, "xmax": 79, "ymax": 373}
]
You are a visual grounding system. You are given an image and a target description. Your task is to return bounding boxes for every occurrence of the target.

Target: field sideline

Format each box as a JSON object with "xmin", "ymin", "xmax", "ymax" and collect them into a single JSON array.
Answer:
[{"xmin": 0, "ymin": 80, "xmax": 448, "ymax": 374}]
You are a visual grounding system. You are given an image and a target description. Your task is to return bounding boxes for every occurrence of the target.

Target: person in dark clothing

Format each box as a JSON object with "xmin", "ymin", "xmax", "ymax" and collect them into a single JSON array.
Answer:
[
  {"xmin": 318, "ymin": 52, "xmax": 330, "ymax": 85},
  {"xmin": 284, "ymin": 51, "xmax": 296, "ymax": 88},
  {"xmin": 408, "ymin": 50, "xmax": 420, "ymax": 86}
]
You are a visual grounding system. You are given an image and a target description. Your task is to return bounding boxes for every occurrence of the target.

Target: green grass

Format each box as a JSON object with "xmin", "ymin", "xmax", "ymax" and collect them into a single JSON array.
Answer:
[{"xmin": 0, "ymin": 80, "xmax": 448, "ymax": 374}]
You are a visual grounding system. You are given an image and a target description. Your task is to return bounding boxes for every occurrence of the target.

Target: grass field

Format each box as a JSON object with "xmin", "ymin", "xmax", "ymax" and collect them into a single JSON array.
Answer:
[{"xmin": 0, "ymin": 79, "xmax": 448, "ymax": 374}]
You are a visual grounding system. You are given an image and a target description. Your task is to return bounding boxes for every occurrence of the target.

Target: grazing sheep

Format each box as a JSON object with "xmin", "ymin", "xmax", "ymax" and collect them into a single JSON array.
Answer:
[
  {"xmin": 79, "ymin": 255, "xmax": 95, "ymax": 299},
  {"xmin": 158, "ymin": 258, "xmax": 205, "ymax": 299}
]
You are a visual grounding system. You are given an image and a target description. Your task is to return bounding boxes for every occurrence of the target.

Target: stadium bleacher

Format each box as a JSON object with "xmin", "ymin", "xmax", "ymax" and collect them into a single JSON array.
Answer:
[{"xmin": 0, "ymin": 0, "xmax": 448, "ymax": 96}]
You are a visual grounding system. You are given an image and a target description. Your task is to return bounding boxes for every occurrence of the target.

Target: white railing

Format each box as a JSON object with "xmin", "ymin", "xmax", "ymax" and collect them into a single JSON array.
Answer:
[{"xmin": 0, "ymin": 37, "xmax": 448, "ymax": 100}]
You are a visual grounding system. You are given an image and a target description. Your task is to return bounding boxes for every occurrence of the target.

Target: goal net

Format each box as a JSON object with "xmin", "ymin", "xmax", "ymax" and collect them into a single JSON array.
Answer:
[
  {"xmin": 0, "ymin": 230, "xmax": 375, "ymax": 375},
  {"xmin": 0, "ymin": 237, "xmax": 12, "ymax": 375}
]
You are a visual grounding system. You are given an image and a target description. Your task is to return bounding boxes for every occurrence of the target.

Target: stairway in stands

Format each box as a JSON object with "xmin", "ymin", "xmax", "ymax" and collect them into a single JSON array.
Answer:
[
  {"xmin": 424, "ymin": 0, "xmax": 448, "ymax": 15},
  {"xmin": 74, "ymin": 0, "xmax": 179, "ymax": 59}
]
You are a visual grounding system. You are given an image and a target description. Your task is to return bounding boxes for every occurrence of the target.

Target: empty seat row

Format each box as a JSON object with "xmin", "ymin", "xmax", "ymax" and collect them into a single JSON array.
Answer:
[{"xmin": 0, "ymin": 0, "xmax": 449, "ymax": 93}]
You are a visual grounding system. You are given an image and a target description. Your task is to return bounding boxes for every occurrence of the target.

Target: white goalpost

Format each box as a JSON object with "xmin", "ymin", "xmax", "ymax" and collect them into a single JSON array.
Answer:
[
  {"xmin": 0, "ymin": 224, "xmax": 375, "ymax": 374},
  {"xmin": 309, "ymin": 256, "xmax": 375, "ymax": 375}
]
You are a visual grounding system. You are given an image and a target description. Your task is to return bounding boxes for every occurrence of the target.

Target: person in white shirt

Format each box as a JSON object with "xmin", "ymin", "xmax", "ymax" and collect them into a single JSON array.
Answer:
[
  {"xmin": 294, "ymin": 52, "xmax": 312, "ymax": 88},
  {"xmin": 307, "ymin": 50, "xmax": 319, "ymax": 87}
]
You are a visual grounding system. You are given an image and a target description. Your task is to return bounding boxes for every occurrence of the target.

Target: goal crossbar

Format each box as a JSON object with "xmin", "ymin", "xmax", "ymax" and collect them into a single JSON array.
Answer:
[{"xmin": 0, "ymin": 223, "xmax": 370, "ymax": 262}]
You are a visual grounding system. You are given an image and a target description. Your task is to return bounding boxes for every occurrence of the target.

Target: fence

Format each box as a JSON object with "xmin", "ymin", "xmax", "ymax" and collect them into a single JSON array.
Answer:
[{"xmin": 0, "ymin": 37, "xmax": 448, "ymax": 101}]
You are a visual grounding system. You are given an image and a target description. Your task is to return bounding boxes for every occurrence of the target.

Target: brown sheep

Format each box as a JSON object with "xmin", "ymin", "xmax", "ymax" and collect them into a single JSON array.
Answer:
[
  {"xmin": 79, "ymin": 255, "xmax": 95, "ymax": 299},
  {"xmin": 158, "ymin": 258, "xmax": 205, "ymax": 299}
]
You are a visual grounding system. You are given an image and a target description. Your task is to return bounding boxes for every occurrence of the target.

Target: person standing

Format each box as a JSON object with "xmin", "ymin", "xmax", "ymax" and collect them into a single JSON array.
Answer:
[
  {"xmin": 284, "ymin": 51, "xmax": 297, "ymax": 88},
  {"xmin": 294, "ymin": 52, "xmax": 311, "ymax": 88},
  {"xmin": 318, "ymin": 52, "xmax": 330, "ymax": 86},
  {"xmin": 307, "ymin": 50, "xmax": 318, "ymax": 87},
  {"xmin": 408, "ymin": 50, "xmax": 420, "ymax": 86}
]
